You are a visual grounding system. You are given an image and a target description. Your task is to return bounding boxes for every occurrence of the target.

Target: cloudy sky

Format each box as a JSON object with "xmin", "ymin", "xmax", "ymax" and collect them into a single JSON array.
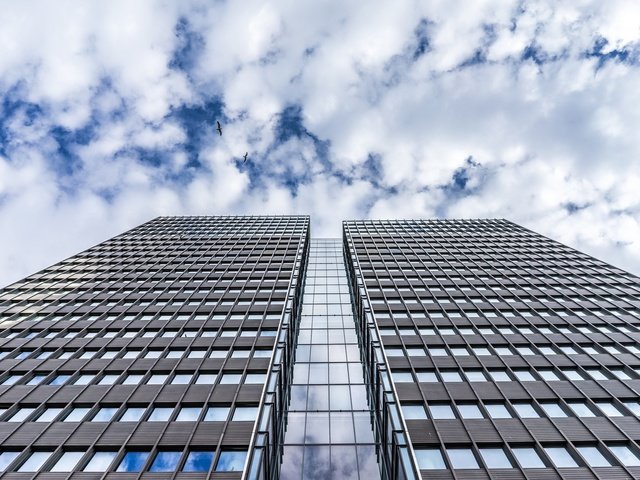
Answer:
[{"xmin": 1, "ymin": 0, "xmax": 639, "ymax": 287}]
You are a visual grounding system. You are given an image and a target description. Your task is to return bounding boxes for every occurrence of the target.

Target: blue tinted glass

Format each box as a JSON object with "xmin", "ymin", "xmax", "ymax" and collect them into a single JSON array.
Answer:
[
  {"xmin": 182, "ymin": 451, "xmax": 214, "ymax": 472},
  {"xmin": 0, "ymin": 451, "xmax": 20, "ymax": 471},
  {"xmin": 215, "ymin": 451, "xmax": 247, "ymax": 472},
  {"xmin": 50, "ymin": 375, "xmax": 70, "ymax": 385},
  {"xmin": 117, "ymin": 452, "xmax": 150, "ymax": 472},
  {"xmin": 149, "ymin": 451, "xmax": 181, "ymax": 472}
]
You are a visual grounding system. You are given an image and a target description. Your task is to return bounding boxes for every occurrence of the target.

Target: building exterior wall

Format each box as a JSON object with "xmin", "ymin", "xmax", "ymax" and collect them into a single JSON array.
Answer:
[
  {"xmin": 344, "ymin": 218, "xmax": 640, "ymax": 479},
  {"xmin": 0, "ymin": 216, "xmax": 309, "ymax": 479}
]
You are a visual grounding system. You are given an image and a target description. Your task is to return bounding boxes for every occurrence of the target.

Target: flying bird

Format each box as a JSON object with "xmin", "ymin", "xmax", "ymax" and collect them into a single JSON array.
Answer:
[
  {"xmin": 243, "ymin": 152, "xmax": 248, "ymax": 163},
  {"xmin": 216, "ymin": 121, "xmax": 222, "ymax": 136}
]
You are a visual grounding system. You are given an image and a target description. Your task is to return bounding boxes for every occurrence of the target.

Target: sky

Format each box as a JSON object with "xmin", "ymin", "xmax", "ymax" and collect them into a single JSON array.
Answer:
[{"xmin": 1, "ymin": 0, "xmax": 640, "ymax": 287}]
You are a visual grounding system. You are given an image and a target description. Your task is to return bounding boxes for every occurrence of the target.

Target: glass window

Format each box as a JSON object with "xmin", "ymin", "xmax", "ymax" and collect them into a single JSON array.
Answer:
[
  {"xmin": 98, "ymin": 374, "xmax": 119, "ymax": 385},
  {"xmin": 18, "ymin": 451, "xmax": 52, "ymax": 472},
  {"xmin": 441, "ymin": 371, "xmax": 462, "ymax": 382},
  {"xmin": 149, "ymin": 451, "xmax": 182, "ymax": 472},
  {"xmin": 0, "ymin": 451, "xmax": 20, "ymax": 471},
  {"xmin": 514, "ymin": 370, "xmax": 536, "ymax": 381},
  {"xmin": 513, "ymin": 403, "xmax": 539, "ymax": 418},
  {"xmin": 567, "ymin": 402, "xmax": 596, "ymax": 417},
  {"xmin": 485, "ymin": 404, "xmax": 511, "ymax": 419},
  {"xmin": 545, "ymin": 447, "xmax": 578, "ymax": 467},
  {"xmin": 195, "ymin": 374, "xmax": 217, "ymax": 385},
  {"xmin": 220, "ymin": 374, "xmax": 242, "ymax": 384},
  {"xmin": 429, "ymin": 404, "xmax": 455, "ymax": 419},
  {"xmin": 176, "ymin": 407, "xmax": 201, "ymax": 421},
  {"xmin": 232, "ymin": 407, "xmax": 259, "ymax": 421},
  {"xmin": 401, "ymin": 405, "xmax": 428, "ymax": 420},
  {"xmin": 9, "ymin": 407, "xmax": 36, "ymax": 422},
  {"xmin": 512, "ymin": 447, "xmax": 545, "ymax": 468},
  {"xmin": 123, "ymin": 374, "xmax": 144, "ymax": 385},
  {"xmin": 488, "ymin": 370, "xmax": 510, "ymax": 381},
  {"xmin": 64, "ymin": 407, "xmax": 90, "ymax": 422},
  {"xmin": 245, "ymin": 373, "xmax": 266, "ymax": 384},
  {"xmin": 215, "ymin": 451, "xmax": 247, "ymax": 472},
  {"xmin": 49, "ymin": 374, "xmax": 70, "ymax": 385},
  {"xmin": 541, "ymin": 403, "xmax": 568, "ymax": 418},
  {"xmin": 204, "ymin": 407, "xmax": 230, "ymax": 421},
  {"xmin": 116, "ymin": 451, "xmax": 150, "ymax": 472},
  {"xmin": 415, "ymin": 448, "xmax": 446, "ymax": 469},
  {"xmin": 120, "ymin": 407, "xmax": 145, "ymax": 422},
  {"xmin": 576, "ymin": 446, "xmax": 611, "ymax": 467},
  {"xmin": 465, "ymin": 370, "xmax": 487, "ymax": 381},
  {"xmin": 147, "ymin": 374, "xmax": 168, "ymax": 385},
  {"xmin": 609, "ymin": 445, "xmax": 640, "ymax": 466},
  {"xmin": 479, "ymin": 448, "xmax": 512, "ymax": 468},
  {"xmin": 416, "ymin": 371, "xmax": 437, "ymax": 382},
  {"xmin": 148, "ymin": 407, "xmax": 173, "ymax": 421},
  {"xmin": 172, "ymin": 374, "xmax": 192, "ymax": 384},
  {"xmin": 458, "ymin": 404, "xmax": 483, "ymax": 419},
  {"xmin": 596, "ymin": 402, "xmax": 623, "ymax": 417},
  {"xmin": 447, "ymin": 448, "xmax": 479, "ymax": 469},
  {"xmin": 92, "ymin": 407, "xmax": 118, "ymax": 422},
  {"xmin": 538, "ymin": 370, "xmax": 560, "ymax": 381},
  {"xmin": 36, "ymin": 407, "xmax": 63, "ymax": 422},
  {"xmin": 74, "ymin": 374, "xmax": 94, "ymax": 385},
  {"xmin": 183, "ymin": 451, "xmax": 214, "ymax": 472},
  {"xmin": 50, "ymin": 451, "xmax": 85, "ymax": 472}
]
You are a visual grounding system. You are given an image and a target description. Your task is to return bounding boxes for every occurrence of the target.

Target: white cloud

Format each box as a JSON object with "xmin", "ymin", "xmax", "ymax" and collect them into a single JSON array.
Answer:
[{"xmin": 1, "ymin": 0, "xmax": 640, "ymax": 286}]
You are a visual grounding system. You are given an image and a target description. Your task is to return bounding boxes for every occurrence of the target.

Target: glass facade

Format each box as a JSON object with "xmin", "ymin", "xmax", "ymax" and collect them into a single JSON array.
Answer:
[{"xmin": 280, "ymin": 240, "xmax": 379, "ymax": 480}]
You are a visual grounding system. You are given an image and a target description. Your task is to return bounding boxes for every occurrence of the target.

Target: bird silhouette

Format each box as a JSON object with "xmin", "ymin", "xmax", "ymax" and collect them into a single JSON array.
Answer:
[
  {"xmin": 216, "ymin": 121, "xmax": 222, "ymax": 136},
  {"xmin": 243, "ymin": 152, "xmax": 248, "ymax": 163}
]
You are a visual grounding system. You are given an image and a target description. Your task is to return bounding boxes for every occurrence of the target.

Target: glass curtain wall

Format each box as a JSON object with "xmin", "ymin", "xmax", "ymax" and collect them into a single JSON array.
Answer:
[{"xmin": 280, "ymin": 240, "xmax": 380, "ymax": 479}]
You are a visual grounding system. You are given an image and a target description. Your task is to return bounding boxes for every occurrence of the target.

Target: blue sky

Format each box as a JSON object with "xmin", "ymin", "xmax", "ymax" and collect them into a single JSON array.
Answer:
[{"xmin": 1, "ymin": 0, "xmax": 640, "ymax": 286}]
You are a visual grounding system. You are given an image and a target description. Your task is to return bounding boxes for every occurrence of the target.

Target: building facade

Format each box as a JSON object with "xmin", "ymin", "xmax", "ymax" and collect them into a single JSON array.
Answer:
[{"xmin": 1, "ymin": 216, "xmax": 640, "ymax": 480}]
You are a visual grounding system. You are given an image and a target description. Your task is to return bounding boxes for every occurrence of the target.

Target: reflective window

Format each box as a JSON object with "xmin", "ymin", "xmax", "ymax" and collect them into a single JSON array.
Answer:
[
  {"xmin": 18, "ymin": 451, "xmax": 52, "ymax": 472},
  {"xmin": 447, "ymin": 448, "xmax": 479, "ymax": 469},
  {"xmin": 458, "ymin": 404, "xmax": 483, "ymax": 419},
  {"xmin": 0, "ymin": 451, "xmax": 20, "ymax": 471},
  {"xmin": 232, "ymin": 406, "xmax": 259, "ymax": 421},
  {"xmin": 120, "ymin": 407, "xmax": 145, "ymax": 422},
  {"xmin": 176, "ymin": 407, "xmax": 201, "ymax": 421},
  {"xmin": 215, "ymin": 451, "xmax": 247, "ymax": 472},
  {"xmin": 485, "ymin": 404, "xmax": 511, "ymax": 419},
  {"xmin": 149, "ymin": 451, "xmax": 182, "ymax": 472},
  {"xmin": 513, "ymin": 403, "xmax": 539, "ymax": 418},
  {"xmin": 401, "ymin": 405, "xmax": 428, "ymax": 420},
  {"xmin": 204, "ymin": 407, "xmax": 230, "ymax": 421},
  {"xmin": 8, "ymin": 407, "xmax": 36, "ymax": 422},
  {"xmin": 545, "ymin": 447, "xmax": 578, "ymax": 467},
  {"xmin": 183, "ymin": 451, "xmax": 214, "ymax": 472},
  {"xmin": 567, "ymin": 402, "xmax": 596, "ymax": 417},
  {"xmin": 576, "ymin": 446, "xmax": 611, "ymax": 467},
  {"xmin": 608, "ymin": 445, "xmax": 640, "ymax": 466},
  {"xmin": 512, "ymin": 447, "xmax": 545, "ymax": 468},
  {"xmin": 429, "ymin": 404, "xmax": 455, "ymax": 419},
  {"xmin": 92, "ymin": 407, "xmax": 117, "ymax": 422},
  {"xmin": 116, "ymin": 451, "xmax": 150, "ymax": 472},
  {"xmin": 64, "ymin": 407, "xmax": 90, "ymax": 422},
  {"xmin": 36, "ymin": 407, "xmax": 63, "ymax": 422},
  {"xmin": 479, "ymin": 448, "xmax": 512, "ymax": 468},
  {"xmin": 148, "ymin": 407, "xmax": 173, "ymax": 421}
]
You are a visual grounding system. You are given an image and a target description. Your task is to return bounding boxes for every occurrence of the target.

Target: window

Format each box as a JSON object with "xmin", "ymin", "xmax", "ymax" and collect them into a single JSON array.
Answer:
[
  {"xmin": 485, "ymin": 404, "xmax": 511, "ymax": 419},
  {"xmin": 116, "ymin": 451, "xmax": 150, "ymax": 472},
  {"xmin": 576, "ymin": 446, "xmax": 611, "ymax": 467},
  {"xmin": 538, "ymin": 370, "xmax": 560, "ymax": 381},
  {"xmin": 92, "ymin": 407, "xmax": 118, "ymax": 422},
  {"xmin": 147, "ymin": 374, "xmax": 168, "ymax": 385},
  {"xmin": 204, "ymin": 407, "xmax": 230, "ymax": 421},
  {"xmin": 98, "ymin": 374, "xmax": 119, "ymax": 385},
  {"xmin": 148, "ymin": 407, "xmax": 173, "ymax": 421},
  {"xmin": 545, "ymin": 447, "xmax": 578, "ymax": 467},
  {"xmin": 429, "ymin": 404, "xmax": 455, "ymax": 419},
  {"xmin": 513, "ymin": 403, "xmax": 540, "ymax": 418},
  {"xmin": 441, "ymin": 371, "xmax": 462, "ymax": 382},
  {"xmin": 458, "ymin": 404, "xmax": 483, "ymax": 419},
  {"xmin": 172, "ymin": 374, "xmax": 192, "ymax": 384},
  {"xmin": 447, "ymin": 448, "xmax": 479, "ymax": 469},
  {"xmin": 220, "ymin": 374, "xmax": 242, "ymax": 384},
  {"xmin": 608, "ymin": 445, "xmax": 640, "ymax": 466},
  {"xmin": 401, "ymin": 405, "xmax": 428, "ymax": 420},
  {"xmin": 120, "ymin": 407, "xmax": 145, "ymax": 422},
  {"xmin": 183, "ymin": 451, "xmax": 215, "ymax": 472},
  {"xmin": 514, "ymin": 370, "xmax": 536, "ymax": 381},
  {"xmin": 596, "ymin": 402, "xmax": 623, "ymax": 417},
  {"xmin": 245, "ymin": 373, "xmax": 266, "ymax": 384},
  {"xmin": 215, "ymin": 451, "xmax": 247, "ymax": 472},
  {"xmin": 74, "ymin": 374, "xmax": 94, "ymax": 385},
  {"xmin": 488, "ymin": 370, "xmax": 510, "ymax": 381},
  {"xmin": 83, "ymin": 451, "xmax": 117, "ymax": 472},
  {"xmin": 479, "ymin": 448, "xmax": 512, "ymax": 468},
  {"xmin": 232, "ymin": 406, "xmax": 259, "ymax": 421},
  {"xmin": 149, "ymin": 451, "xmax": 182, "ymax": 472},
  {"xmin": 18, "ymin": 451, "xmax": 53, "ymax": 472},
  {"xmin": 49, "ymin": 374, "xmax": 71, "ymax": 385},
  {"xmin": 415, "ymin": 448, "xmax": 446, "ymax": 469},
  {"xmin": 0, "ymin": 451, "xmax": 20, "ymax": 471},
  {"xmin": 8, "ymin": 407, "xmax": 36, "ymax": 422},
  {"xmin": 64, "ymin": 407, "xmax": 90, "ymax": 422},
  {"xmin": 567, "ymin": 402, "xmax": 596, "ymax": 417},
  {"xmin": 465, "ymin": 370, "xmax": 487, "ymax": 381},
  {"xmin": 512, "ymin": 447, "xmax": 545, "ymax": 468},
  {"xmin": 540, "ymin": 403, "xmax": 568, "ymax": 418},
  {"xmin": 176, "ymin": 407, "xmax": 201, "ymax": 421},
  {"xmin": 36, "ymin": 407, "xmax": 63, "ymax": 422},
  {"xmin": 2, "ymin": 375, "xmax": 21, "ymax": 386},
  {"xmin": 50, "ymin": 451, "xmax": 85, "ymax": 472},
  {"xmin": 123, "ymin": 374, "xmax": 144, "ymax": 385}
]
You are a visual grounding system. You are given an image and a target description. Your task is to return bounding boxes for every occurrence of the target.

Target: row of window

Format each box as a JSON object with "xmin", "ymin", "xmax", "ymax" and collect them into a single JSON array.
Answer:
[
  {"xmin": 391, "ymin": 364, "xmax": 638, "ymax": 383},
  {"xmin": 1, "ymin": 370, "xmax": 266, "ymax": 387},
  {"xmin": 400, "ymin": 398, "xmax": 640, "ymax": 421},
  {"xmin": 415, "ymin": 443, "xmax": 640, "ymax": 470},
  {"xmin": 0, "ymin": 345, "xmax": 274, "ymax": 363},
  {"xmin": 0, "ymin": 448, "xmax": 246, "ymax": 473},
  {"xmin": 0, "ymin": 403, "xmax": 257, "ymax": 423},
  {"xmin": 378, "ymin": 322, "xmax": 639, "ymax": 337}
]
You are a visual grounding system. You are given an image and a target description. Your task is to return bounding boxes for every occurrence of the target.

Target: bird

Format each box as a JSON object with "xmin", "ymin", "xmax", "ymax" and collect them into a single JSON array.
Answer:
[
  {"xmin": 243, "ymin": 152, "xmax": 248, "ymax": 163},
  {"xmin": 216, "ymin": 121, "xmax": 222, "ymax": 136}
]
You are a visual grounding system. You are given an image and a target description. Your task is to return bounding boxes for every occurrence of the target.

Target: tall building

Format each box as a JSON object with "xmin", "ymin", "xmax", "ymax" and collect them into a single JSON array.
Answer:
[{"xmin": 1, "ymin": 216, "xmax": 640, "ymax": 480}]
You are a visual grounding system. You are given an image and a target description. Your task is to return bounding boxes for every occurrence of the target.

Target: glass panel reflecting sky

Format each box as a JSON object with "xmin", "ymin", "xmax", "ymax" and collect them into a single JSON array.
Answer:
[{"xmin": 281, "ymin": 240, "xmax": 380, "ymax": 480}]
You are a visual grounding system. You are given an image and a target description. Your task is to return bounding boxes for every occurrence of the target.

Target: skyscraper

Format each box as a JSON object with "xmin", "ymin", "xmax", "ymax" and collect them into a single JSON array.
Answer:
[{"xmin": 1, "ymin": 216, "xmax": 640, "ymax": 480}]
